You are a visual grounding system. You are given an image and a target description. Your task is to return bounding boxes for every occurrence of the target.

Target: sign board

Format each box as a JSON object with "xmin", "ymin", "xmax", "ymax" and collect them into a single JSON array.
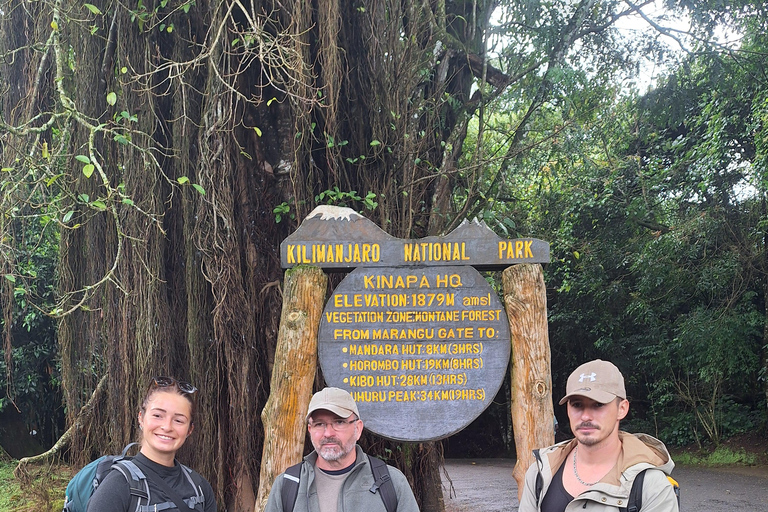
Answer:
[
  {"xmin": 282, "ymin": 206, "xmax": 550, "ymax": 442},
  {"xmin": 318, "ymin": 265, "xmax": 510, "ymax": 441},
  {"xmin": 280, "ymin": 206, "xmax": 549, "ymax": 271}
]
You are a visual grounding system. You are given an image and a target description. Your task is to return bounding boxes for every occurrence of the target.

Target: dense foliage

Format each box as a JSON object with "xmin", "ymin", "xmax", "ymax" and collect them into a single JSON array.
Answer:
[
  {"xmin": 493, "ymin": 3, "xmax": 768, "ymax": 447},
  {"xmin": 0, "ymin": 211, "xmax": 62, "ymax": 454}
]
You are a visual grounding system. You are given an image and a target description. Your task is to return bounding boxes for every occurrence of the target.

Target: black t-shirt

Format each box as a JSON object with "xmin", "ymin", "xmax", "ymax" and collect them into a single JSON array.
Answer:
[
  {"xmin": 86, "ymin": 452, "xmax": 217, "ymax": 512},
  {"xmin": 540, "ymin": 460, "xmax": 573, "ymax": 512}
]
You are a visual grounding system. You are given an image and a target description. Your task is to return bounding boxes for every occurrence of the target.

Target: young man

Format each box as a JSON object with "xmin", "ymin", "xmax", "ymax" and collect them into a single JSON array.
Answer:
[
  {"xmin": 264, "ymin": 387, "xmax": 420, "ymax": 512},
  {"xmin": 519, "ymin": 360, "xmax": 679, "ymax": 512}
]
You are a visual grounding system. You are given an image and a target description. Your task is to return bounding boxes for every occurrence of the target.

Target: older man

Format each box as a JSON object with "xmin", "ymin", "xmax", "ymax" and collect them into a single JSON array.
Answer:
[
  {"xmin": 264, "ymin": 387, "xmax": 420, "ymax": 512},
  {"xmin": 519, "ymin": 360, "xmax": 678, "ymax": 512}
]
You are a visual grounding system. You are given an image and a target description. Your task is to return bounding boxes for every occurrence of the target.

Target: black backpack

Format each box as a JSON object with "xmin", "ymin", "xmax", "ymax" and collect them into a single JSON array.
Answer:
[
  {"xmin": 621, "ymin": 470, "xmax": 680, "ymax": 512},
  {"xmin": 280, "ymin": 455, "xmax": 397, "ymax": 512},
  {"xmin": 62, "ymin": 442, "xmax": 206, "ymax": 512},
  {"xmin": 533, "ymin": 449, "xmax": 681, "ymax": 511}
]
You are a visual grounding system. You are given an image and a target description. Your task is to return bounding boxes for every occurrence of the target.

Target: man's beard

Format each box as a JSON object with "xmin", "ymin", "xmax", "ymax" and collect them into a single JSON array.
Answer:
[{"xmin": 318, "ymin": 436, "xmax": 355, "ymax": 462}]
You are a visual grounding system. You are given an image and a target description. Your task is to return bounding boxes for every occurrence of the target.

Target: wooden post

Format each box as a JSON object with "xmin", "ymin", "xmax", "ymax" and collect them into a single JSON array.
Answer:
[
  {"xmin": 503, "ymin": 263, "xmax": 554, "ymax": 501},
  {"xmin": 255, "ymin": 266, "xmax": 327, "ymax": 512}
]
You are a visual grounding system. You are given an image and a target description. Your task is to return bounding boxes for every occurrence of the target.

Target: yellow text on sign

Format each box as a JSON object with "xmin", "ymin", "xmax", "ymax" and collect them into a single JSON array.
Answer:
[
  {"xmin": 285, "ymin": 243, "xmax": 381, "ymax": 264},
  {"xmin": 498, "ymin": 240, "xmax": 534, "ymax": 259}
]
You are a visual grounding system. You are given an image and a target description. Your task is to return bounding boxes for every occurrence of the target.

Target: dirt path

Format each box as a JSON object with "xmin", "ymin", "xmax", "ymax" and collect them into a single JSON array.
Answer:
[{"xmin": 440, "ymin": 458, "xmax": 768, "ymax": 511}]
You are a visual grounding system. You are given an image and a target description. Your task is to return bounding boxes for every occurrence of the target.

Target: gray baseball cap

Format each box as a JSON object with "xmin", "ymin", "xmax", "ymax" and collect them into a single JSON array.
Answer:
[
  {"xmin": 306, "ymin": 387, "xmax": 360, "ymax": 421},
  {"xmin": 559, "ymin": 359, "xmax": 626, "ymax": 405}
]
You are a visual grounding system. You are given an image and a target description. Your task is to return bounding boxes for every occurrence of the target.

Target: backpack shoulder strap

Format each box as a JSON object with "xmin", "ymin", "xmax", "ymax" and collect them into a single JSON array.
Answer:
[
  {"xmin": 624, "ymin": 468, "xmax": 647, "ymax": 512},
  {"xmin": 533, "ymin": 449, "xmax": 543, "ymax": 505},
  {"xmin": 367, "ymin": 455, "xmax": 397, "ymax": 512},
  {"xmin": 667, "ymin": 475, "xmax": 680, "ymax": 510},
  {"xmin": 112, "ymin": 459, "xmax": 150, "ymax": 512},
  {"xmin": 112, "ymin": 459, "xmax": 150, "ymax": 498},
  {"xmin": 179, "ymin": 463, "xmax": 206, "ymax": 509},
  {"xmin": 281, "ymin": 461, "xmax": 303, "ymax": 512}
]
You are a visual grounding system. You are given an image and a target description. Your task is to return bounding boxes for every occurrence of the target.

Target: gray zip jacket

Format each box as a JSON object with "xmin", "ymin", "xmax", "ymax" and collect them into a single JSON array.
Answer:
[
  {"xmin": 519, "ymin": 432, "xmax": 679, "ymax": 512},
  {"xmin": 264, "ymin": 445, "xmax": 420, "ymax": 512}
]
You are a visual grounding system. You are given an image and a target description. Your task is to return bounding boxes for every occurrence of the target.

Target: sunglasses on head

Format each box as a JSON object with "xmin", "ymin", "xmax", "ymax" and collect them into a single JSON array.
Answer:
[{"xmin": 150, "ymin": 376, "xmax": 198, "ymax": 395}]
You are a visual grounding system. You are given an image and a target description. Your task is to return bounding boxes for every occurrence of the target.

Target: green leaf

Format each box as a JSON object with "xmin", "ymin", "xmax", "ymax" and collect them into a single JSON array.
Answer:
[
  {"xmin": 254, "ymin": 126, "xmax": 262, "ymax": 137},
  {"xmin": 192, "ymin": 183, "xmax": 206, "ymax": 195},
  {"xmin": 369, "ymin": 140, "xmax": 381, "ymax": 146},
  {"xmin": 106, "ymin": 92, "xmax": 117, "ymax": 106},
  {"xmin": 63, "ymin": 210, "xmax": 74, "ymax": 223},
  {"xmin": 46, "ymin": 173, "xmax": 63, "ymax": 186},
  {"xmin": 83, "ymin": 164, "xmax": 95, "ymax": 178},
  {"xmin": 114, "ymin": 134, "xmax": 129, "ymax": 145},
  {"xmin": 122, "ymin": 198, "xmax": 134, "ymax": 205},
  {"xmin": 4, "ymin": 274, "xmax": 16, "ymax": 283},
  {"xmin": 177, "ymin": 176, "xmax": 190, "ymax": 185},
  {"xmin": 1, "ymin": 167, "xmax": 12, "ymax": 172},
  {"xmin": 267, "ymin": 97, "xmax": 276, "ymax": 106},
  {"xmin": 84, "ymin": 3, "xmax": 102, "ymax": 14},
  {"xmin": 75, "ymin": 155, "xmax": 91, "ymax": 164},
  {"xmin": 120, "ymin": 66, "xmax": 128, "ymax": 74},
  {"xmin": 91, "ymin": 200, "xmax": 107, "ymax": 210}
]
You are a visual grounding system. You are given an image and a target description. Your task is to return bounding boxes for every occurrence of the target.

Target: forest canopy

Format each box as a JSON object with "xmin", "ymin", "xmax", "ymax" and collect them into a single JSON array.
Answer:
[{"xmin": 2, "ymin": 0, "xmax": 767, "ymax": 510}]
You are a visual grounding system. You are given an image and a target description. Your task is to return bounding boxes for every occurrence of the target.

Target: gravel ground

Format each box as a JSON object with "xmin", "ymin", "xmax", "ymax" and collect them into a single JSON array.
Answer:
[
  {"xmin": 440, "ymin": 458, "xmax": 768, "ymax": 512},
  {"xmin": 441, "ymin": 458, "xmax": 517, "ymax": 512}
]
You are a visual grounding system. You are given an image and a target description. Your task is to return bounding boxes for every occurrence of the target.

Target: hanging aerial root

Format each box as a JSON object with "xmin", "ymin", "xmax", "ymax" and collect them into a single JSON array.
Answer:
[{"xmin": 14, "ymin": 374, "xmax": 108, "ymax": 478}]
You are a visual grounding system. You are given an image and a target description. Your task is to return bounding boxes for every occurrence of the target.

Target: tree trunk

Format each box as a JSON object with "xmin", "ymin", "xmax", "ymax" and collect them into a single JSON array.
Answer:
[
  {"xmin": 503, "ymin": 264, "xmax": 554, "ymax": 501},
  {"xmin": 416, "ymin": 442, "xmax": 445, "ymax": 512},
  {"xmin": 256, "ymin": 266, "xmax": 328, "ymax": 512}
]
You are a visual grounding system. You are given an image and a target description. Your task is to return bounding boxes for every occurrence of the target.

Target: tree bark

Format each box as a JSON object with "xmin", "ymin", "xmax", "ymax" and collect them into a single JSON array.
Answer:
[
  {"xmin": 503, "ymin": 264, "xmax": 553, "ymax": 501},
  {"xmin": 417, "ymin": 442, "xmax": 445, "ymax": 512},
  {"xmin": 255, "ymin": 266, "xmax": 328, "ymax": 512}
]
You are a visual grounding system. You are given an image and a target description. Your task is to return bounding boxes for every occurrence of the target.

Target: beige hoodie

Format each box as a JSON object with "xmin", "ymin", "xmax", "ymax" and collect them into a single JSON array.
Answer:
[{"xmin": 519, "ymin": 432, "xmax": 679, "ymax": 512}]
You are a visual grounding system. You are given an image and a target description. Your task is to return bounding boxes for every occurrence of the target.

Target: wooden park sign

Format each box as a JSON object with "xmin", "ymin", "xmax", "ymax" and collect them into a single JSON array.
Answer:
[
  {"xmin": 281, "ymin": 206, "xmax": 549, "ymax": 271},
  {"xmin": 279, "ymin": 205, "xmax": 549, "ymax": 442}
]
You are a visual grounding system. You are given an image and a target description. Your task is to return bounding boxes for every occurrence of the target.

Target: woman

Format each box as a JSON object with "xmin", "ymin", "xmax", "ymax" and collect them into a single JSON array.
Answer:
[{"xmin": 87, "ymin": 376, "xmax": 217, "ymax": 512}]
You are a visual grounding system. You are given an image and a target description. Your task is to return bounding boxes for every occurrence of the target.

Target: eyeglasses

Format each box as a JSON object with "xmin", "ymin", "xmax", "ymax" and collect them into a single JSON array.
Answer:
[
  {"xmin": 150, "ymin": 376, "xmax": 198, "ymax": 395},
  {"xmin": 308, "ymin": 417, "xmax": 359, "ymax": 433}
]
